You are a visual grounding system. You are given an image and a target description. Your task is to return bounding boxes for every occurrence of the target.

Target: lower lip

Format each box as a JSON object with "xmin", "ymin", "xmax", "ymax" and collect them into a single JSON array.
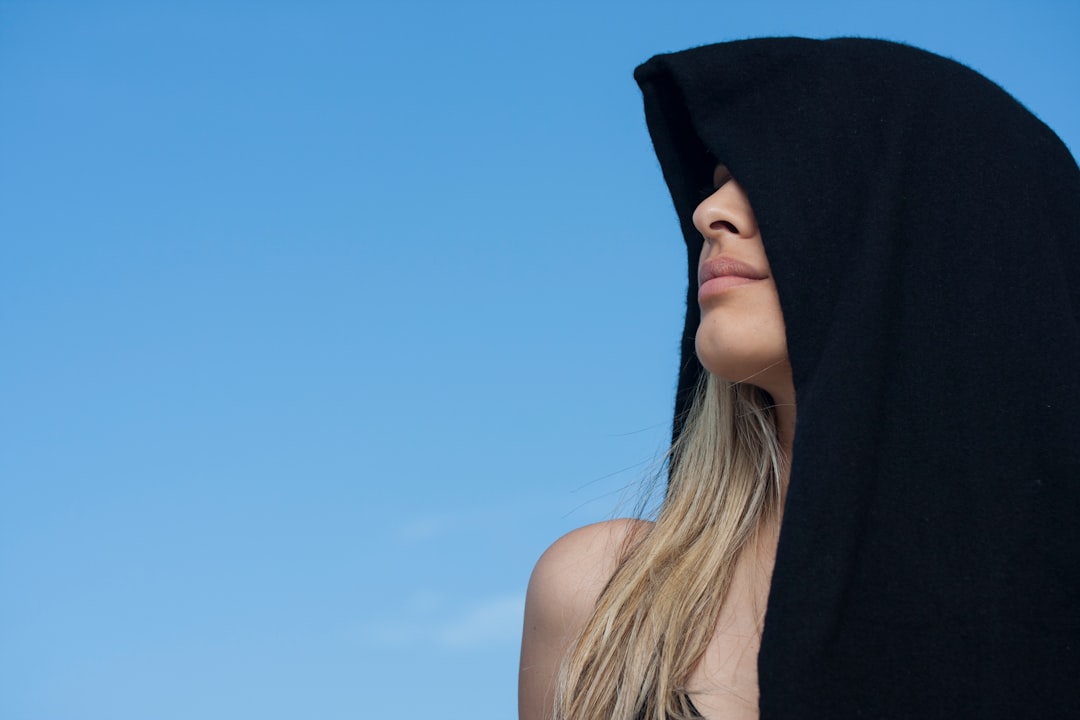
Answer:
[{"xmin": 698, "ymin": 275, "xmax": 761, "ymax": 300}]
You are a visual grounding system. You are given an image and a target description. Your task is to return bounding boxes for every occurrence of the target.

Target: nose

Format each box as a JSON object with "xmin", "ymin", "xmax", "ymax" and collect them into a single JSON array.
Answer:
[{"xmin": 691, "ymin": 179, "xmax": 759, "ymax": 246}]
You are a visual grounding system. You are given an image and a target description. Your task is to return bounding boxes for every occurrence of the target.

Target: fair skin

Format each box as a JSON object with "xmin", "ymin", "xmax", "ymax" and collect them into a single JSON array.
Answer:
[
  {"xmin": 695, "ymin": 165, "xmax": 795, "ymax": 450},
  {"xmin": 519, "ymin": 166, "xmax": 794, "ymax": 720}
]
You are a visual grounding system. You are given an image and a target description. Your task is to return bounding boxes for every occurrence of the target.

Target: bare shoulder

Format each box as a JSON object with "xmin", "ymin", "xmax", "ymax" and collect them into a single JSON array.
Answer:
[
  {"xmin": 526, "ymin": 518, "xmax": 650, "ymax": 625},
  {"xmin": 519, "ymin": 518, "xmax": 651, "ymax": 720}
]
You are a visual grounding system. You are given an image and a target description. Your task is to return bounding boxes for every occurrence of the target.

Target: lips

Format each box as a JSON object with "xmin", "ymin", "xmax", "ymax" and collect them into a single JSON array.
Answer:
[{"xmin": 698, "ymin": 257, "xmax": 768, "ymax": 287}]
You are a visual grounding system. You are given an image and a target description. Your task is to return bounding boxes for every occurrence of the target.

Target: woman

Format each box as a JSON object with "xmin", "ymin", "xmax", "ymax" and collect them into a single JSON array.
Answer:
[{"xmin": 520, "ymin": 38, "xmax": 1080, "ymax": 720}]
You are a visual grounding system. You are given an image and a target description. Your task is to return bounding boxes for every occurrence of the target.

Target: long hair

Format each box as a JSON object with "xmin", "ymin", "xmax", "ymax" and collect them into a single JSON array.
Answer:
[{"xmin": 553, "ymin": 370, "xmax": 785, "ymax": 720}]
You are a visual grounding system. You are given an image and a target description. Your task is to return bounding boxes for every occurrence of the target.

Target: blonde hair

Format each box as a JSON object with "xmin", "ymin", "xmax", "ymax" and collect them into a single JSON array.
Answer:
[{"xmin": 553, "ymin": 371, "xmax": 785, "ymax": 720}]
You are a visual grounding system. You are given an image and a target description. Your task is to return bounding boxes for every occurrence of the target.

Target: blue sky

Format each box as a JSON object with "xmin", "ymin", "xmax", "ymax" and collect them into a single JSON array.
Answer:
[{"xmin": 2, "ymin": 1, "xmax": 1078, "ymax": 718}]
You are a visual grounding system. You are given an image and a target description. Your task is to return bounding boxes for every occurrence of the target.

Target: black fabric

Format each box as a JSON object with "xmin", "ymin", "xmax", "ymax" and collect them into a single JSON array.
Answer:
[{"xmin": 635, "ymin": 38, "xmax": 1080, "ymax": 718}]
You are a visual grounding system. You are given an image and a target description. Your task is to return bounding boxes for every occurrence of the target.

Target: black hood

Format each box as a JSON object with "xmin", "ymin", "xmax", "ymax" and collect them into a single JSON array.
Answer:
[{"xmin": 635, "ymin": 38, "xmax": 1080, "ymax": 718}]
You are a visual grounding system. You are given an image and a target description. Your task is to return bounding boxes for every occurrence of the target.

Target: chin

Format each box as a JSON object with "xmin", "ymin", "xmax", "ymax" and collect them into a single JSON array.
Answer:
[{"xmin": 695, "ymin": 335, "xmax": 789, "ymax": 392}]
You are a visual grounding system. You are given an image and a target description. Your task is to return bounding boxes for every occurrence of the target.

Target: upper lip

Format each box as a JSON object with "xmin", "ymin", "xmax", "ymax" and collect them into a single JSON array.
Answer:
[{"xmin": 698, "ymin": 256, "xmax": 768, "ymax": 287}]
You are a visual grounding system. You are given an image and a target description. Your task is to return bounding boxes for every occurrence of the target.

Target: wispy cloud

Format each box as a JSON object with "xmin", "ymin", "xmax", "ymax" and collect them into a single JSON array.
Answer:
[
  {"xmin": 366, "ymin": 622, "xmax": 423, "ymax": 648},
  {"xmin": 437, "ymin": 593, "xmax": 526, "ymax": 649},
  {"xmin": 362, "ymin": 591, "xmax": 526, "ymax": 651},
  {"xmin": 393, "ymin": 516, "xmax": 451, "ymax": 544}
]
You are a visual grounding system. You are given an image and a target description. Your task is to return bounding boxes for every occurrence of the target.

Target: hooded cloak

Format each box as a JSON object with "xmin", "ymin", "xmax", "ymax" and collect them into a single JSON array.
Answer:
[{"xmin": 634, "ymin": 38, "xmax": 1080, "ymax": 718}]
